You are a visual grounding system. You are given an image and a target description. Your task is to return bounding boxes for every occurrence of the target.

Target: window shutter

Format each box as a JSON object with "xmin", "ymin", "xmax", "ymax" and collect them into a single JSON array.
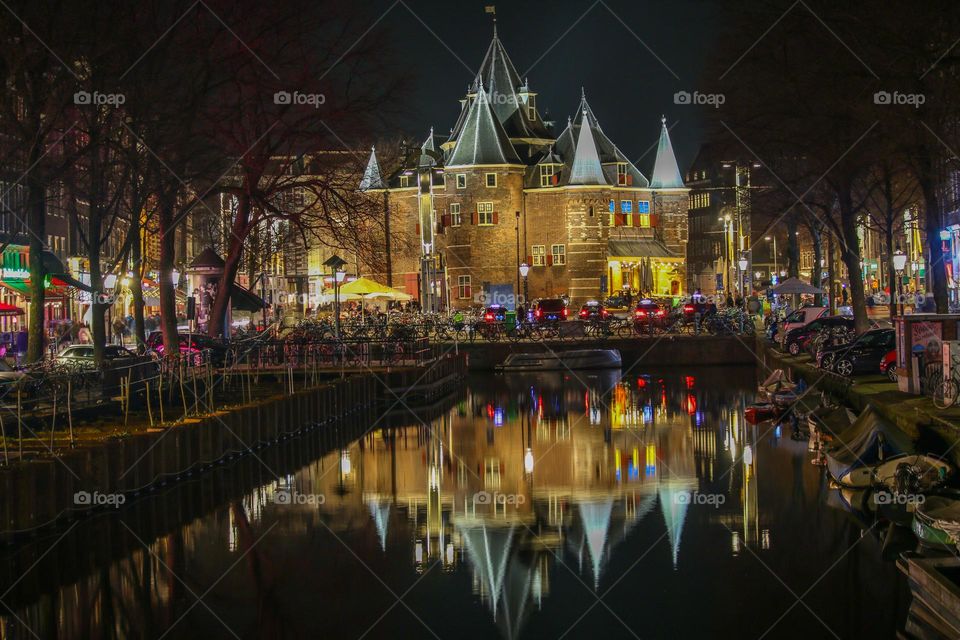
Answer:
[
  {"xmin": 415, "ymin": 223, "xmax": 420, "ymax": 235},
  {"xmin": 492, "ymin": 211, "xmax": 499, "ymax": 224},
  {"xmin": 615, "ymin": 213, "xmax": 624, "ymax": 227},
  {"xmin": 465, "ymin": 285, "xmax": 471, "ymax": 299},
  {"xmin": 526, "ymin": 255, "xmax": 532, "ymax": 265},
  {"xmin": 551, "ymin": 173, "xmax": 559, "ymax": 185},
  {"xmin": 471, "ymin": 211, "xmax": 478, "ymax": 225},
  {"xmin": 626, "ymin": 174, "xmax": 633, "ymax": 186},
  {"xmin": 436, "ymin": 221, "xmax": 444, "ymax": 235},
  {"xmin": 442, "ymin": 214, "xmax": 451, "ymax": 227},
  {"xmin": 546, "ymin": 254, "xmax": 553, "ymax": 266},
  {"xmin": 650, "ymin": 214, "xmax": 659, "ymax": 227}
]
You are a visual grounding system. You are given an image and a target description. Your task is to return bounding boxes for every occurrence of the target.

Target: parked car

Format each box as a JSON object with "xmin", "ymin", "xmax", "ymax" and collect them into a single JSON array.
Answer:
[
  {"xmin": 482, "ymin": 305, "xmax": 507, "ymax": 323},
  {"xmin": 681, "ymin": 300, "xmax": 717, "ymax": 323},
  {"xmin": 633, "ymin": 299, "xmax": 667, "ymax": 330},
  {"xmin": 602, "ymin": 296, "xmax": 631, "ymax": 319},
  {"xmin": 783, "ymin": 316, "xmax": 855, "ymax": 356},
  {"xmin": 578, "ymin": 301, "xmax": 609, "ymax": 321},
  {"xmin": 146, "ymin": 331, "xmax": 228, "ymax": 365},
  {"xmin": 777, "ymin": 307, "xmax": 828, "ymax": 347},
  {"xmin": 818, "ymin": 328, "xmax": 896, "ymax": 377},
  {"xmin": 880, "ymin": 349, "xmax": 898, "ymax": 382},
  {"xmin": 56, "ymin": 344, "xmax": 140, "ymax": 370},
  {"xmin": 532, "ymin": 298, "xmax": 567, "ymax": 324}
]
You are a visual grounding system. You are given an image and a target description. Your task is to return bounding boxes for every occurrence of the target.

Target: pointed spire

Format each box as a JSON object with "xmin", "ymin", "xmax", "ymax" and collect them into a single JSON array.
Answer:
[
  {"xmin": 447, "ymin": 84, "xmax": 521, "ymax": 166},
  {"xmin": 359, "ymin": 146, "xmax": 385, "ymax": 191},
  {"xmin": 419, "ymin": 127, "xmax": 439, "ymax": 167},
  {"xmin": 568, "ymin": 109, "xmax": 606, "ymax": 185},
  {"xmin": 650, "ymin": 116, "xmax": 685, "ymax": 189}
]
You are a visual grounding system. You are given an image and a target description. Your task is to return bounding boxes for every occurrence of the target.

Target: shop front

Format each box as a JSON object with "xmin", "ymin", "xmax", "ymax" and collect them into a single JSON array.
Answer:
[{"xmin": 606, "ymin": 238, "xmax": 684, "ymax": 298}]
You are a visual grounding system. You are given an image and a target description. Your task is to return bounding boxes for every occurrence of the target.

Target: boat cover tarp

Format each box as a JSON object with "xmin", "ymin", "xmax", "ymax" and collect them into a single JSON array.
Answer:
[
  {"xmin": 916, "ymin": 497, "xmax": 960, "ymax": 544},
  {"xmin": 825, "ymin": 405, "xmax": 913, "ymax": 482},
  {"xmin": 808, "ymin": 405, "xmax": 856, "ymax": 439}
]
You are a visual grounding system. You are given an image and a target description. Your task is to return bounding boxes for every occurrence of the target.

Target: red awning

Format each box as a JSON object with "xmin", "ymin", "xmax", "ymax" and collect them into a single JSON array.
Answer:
[{"xmin": 0, "ymin": 302, "xmax": 24, "ymax": 316}]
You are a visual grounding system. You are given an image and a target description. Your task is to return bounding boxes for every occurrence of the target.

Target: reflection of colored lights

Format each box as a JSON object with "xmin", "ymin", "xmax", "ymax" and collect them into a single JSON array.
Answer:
[
  {"xmin": 524, "ymin": 448, "xmax": 534, "ymax": 474},
  {"xmin": 743, "ymin": 444, "xmax": 753, "ymax": 466},
  {"xmin": 774, "ymin": 425, "xmax": 781, "ymax": 439},
  {"xmin": 645, "ymin": 444, "xmax": 656, "ymax": 476},
  {"xmin": 340, "ymin": 451, "xmax": 352, "ymax": 475},
  {"xmin": 685, "ymin": 375, "xmax": 696, "ymax": 389},
  {"xmin": 589, "ymin": 406, "xmax": 601, "ymax": 425},
  {"xmin": 615, "ymin": 448, "xmax": 621, "ymax": 471},
  {"xmin": 643, "ymin": 404, "xmax": 653, "ymax": 424},
  {"xmin": 632, "ymin": 447, "xmax": 639, "ymax": 470},
  {"xmin": 637, "ymin": 377, "xmax": 647, "ymax": 388},
  {"xmin": 695, "ymin": 410, "xmax": 703, "ymax": 426},
  {"xmin": 494, "ymin": 407, "xmax": 504, "ymax": 426},
  {"xmin": 486, "ymin": 403, "xmax": 494, "ymax": 419},
  {"xmin": 686, "ymin": 394, "xmax": 697, "ymax": 415}
]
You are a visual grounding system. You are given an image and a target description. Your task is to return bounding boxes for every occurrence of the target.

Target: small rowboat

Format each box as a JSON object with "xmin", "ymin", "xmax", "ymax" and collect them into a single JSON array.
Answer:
[
  {"xmin": 496, "ymin": 349, "xmax": 622, "ymax": 372},
  {"xmin": 745, "ymin": 403, "xmax": 779, "ymax": 424}
]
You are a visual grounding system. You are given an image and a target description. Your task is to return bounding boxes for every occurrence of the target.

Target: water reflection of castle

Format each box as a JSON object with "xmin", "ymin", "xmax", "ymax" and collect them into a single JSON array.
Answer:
[{"xmin": 259, "ymin": 368, "xmax": 766, "ymax": 638}]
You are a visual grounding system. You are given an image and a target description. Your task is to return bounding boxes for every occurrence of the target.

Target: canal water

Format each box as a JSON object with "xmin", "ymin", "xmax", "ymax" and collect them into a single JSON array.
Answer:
[{"xmin": 0, "ymin": 365, "xmax": 907, "ymax": 639}]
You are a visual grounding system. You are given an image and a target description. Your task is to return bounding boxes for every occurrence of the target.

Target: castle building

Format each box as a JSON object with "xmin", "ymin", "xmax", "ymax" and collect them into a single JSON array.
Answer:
[{"xmin": 361, "ymin": 27, "xmax": 688, "ymax": 309}]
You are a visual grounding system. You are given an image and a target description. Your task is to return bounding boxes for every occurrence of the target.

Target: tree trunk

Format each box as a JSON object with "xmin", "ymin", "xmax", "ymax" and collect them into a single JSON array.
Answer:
[
  {"xmin": 158, "ymin": 194, "xmax": 179, "ymax": 355},
  {"xmin": 131, "ymin": 211, "xmax": 146, "ymax": 351},
  {"xmin": 810, "ymin": 225, "xmax": 823, "ymax": 306},
  {"xmin": 827, "ymin": 232, "xmax": 837, "ymax": 314},
  {"xmin": 207, "ymin": 195, "xmax": 250, "ymax": 339},
  {"xmin": 26, "ymin": 180, "xmax": 47, "ymax": 363},
  {"xmin": 839, "ymin": 195, "xmax": 869, "ymax": 333}
]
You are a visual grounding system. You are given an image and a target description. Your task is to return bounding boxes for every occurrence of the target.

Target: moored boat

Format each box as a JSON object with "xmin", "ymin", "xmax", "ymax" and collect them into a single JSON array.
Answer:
[
  {"xmin": 745, "ymin": 403, "xmax": 779, "ymax": 424},
  {"xmin": 913, "ymin": 497, "xmax": 960, "ymax": 550},
  {"xmin": 496, "ymin": 349, "xmax": 622, "ymax": 372}
]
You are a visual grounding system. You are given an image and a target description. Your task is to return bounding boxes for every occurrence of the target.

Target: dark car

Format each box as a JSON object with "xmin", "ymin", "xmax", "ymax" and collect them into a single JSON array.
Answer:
[
  {"xmin": 532, "ymin": 298, "xmax": 567, "ymax": 324},
  {"xmin": 146, "ymin": 331, "xmax": 228, "ymax": 365},
  {"xmin": 578, "ymin": 301, "xmax": 609, "ymax": 321},
  {"xmin": 633, "ymin": 299, "xmax": 667, "ymax": 330},
  {"xmin": 817, "ymin": 328, "xmax": 896, "ymax": 377},
  {"xmin": 783, "ymin": 316, "xmax": 855, "ymax": 356},
  {"xmin": 56, "ymin": 344, "xmax": 141, "ymax": 370},
  {"xmin": 482, "ymin": 305, "xmax": 507, "ymax": 323}
]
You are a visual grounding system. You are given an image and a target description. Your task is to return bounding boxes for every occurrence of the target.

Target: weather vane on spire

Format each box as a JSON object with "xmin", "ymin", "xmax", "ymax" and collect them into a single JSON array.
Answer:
[{"xmin": 485, "ymin": 5, "xmax": 496, "ymax": 33}]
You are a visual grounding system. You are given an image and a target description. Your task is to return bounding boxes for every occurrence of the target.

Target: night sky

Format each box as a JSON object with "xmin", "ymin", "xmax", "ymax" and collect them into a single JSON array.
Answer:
[{"xmin": 369, "ymin": 0, "xmax": 723, "ymax": 175}]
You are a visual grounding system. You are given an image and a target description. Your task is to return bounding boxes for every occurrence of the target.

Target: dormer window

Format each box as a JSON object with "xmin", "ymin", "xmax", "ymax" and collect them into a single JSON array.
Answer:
[
  {"xmin": 617, "ymin": 163, "xmax": 628, "ymax": 186},
  {"xmin": 399, "ymin": 175, "xmax": 410, "ymax": 188},
  {"xmin": 527, "ymin": 95, "xmax": 536, "ymax": 120},
  {"xmin": 486, "ymin": 173, "xmax": 497, "ymax": 188},
  {"xmin": 539, "ymin": 164, "xmax": 556, "ymax": 187}
]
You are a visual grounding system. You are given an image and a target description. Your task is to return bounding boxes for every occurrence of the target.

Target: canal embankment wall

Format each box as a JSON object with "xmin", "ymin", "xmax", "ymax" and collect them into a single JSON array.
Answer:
[
  {"xmin": 761, "ymin": 342, "xmax": 960, "ymax": 464},
  {"xmin": 0, "ymin": 354, "xmax": 466, "ymax": 543}
]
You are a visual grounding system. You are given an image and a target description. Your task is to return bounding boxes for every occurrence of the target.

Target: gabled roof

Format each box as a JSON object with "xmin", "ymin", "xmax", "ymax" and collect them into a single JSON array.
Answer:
[
  {"xmin": 650, "ymin": 116, "xmax": 685, "ymax": 189},
  {"xmin": 568, "ymin": 109, "xmax": 607, "ymax": 185},
  {"xmin": 447, "ymin": 83, "xmax": 522, "ymax": 167},
  {"xmin": 359, "ymin": 147, "xmax": 386, "ymax": 191}
]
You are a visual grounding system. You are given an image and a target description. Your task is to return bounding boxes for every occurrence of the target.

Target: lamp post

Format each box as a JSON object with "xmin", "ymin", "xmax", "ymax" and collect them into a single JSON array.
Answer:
[
  {"xmin": 323, "ymin": 254, "xmax": 348, "ymax": 337},
  {"xmin": 519, "ymin": 262, "xmax": 530, "ymax": 314},
  {"xmin": 893, "ymin": 248, "xmax": 907, "ymax": 317},
  {"xmin": 765, "ymin": 236, "xmax": 777, "ymax": 284},
  {"xmin": 738, "ymin": 256, "xmax": 749, "ymax": 296}
]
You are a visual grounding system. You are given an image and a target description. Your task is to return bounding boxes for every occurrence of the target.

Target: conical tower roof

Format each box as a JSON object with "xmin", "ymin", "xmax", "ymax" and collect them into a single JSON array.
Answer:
[
  {"xmin": 478, "ymin": 28, "xmax": 523, "ymax": 125},
  {"xmin": 568, "ymin": 109, "xmax": 607, "ymax": 185},
  {"xmin": 359, "ymin": 146, "xmax": 386, "ymax": 191},
  {"xmin": 650, "ymin": 116, "xmax": 685, "ymax": 189},
  {"xmin": 447, "ymin": 83, "xmax": 521, "ymax": 166}
]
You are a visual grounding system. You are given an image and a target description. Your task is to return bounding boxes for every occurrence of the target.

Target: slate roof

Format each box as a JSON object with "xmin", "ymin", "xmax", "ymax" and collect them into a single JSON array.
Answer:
[{"xmin": 447, "ymin": 84, "xmax": 522, "ymax": 166}]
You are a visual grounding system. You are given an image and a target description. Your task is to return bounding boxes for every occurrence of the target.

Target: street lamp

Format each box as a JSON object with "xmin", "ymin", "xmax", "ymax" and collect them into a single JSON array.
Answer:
[
  {"xmin": 893, "ymin": 248, "xmax": 907, "ymax": 317},
  {"xmin": 765, "ymin": 236, "xmax": 778, "ymax": 281},
  {"xmin": 324, "ymin": 254, "xmax": 348, "ymax": 337},
  {"xmin": 519, "ymin": 262, "xmax": 530, "ymax": 312}
]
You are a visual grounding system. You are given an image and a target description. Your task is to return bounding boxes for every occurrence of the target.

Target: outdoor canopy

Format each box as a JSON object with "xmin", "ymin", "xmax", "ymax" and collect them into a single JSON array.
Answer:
[{"xmin": 769, "ymin": 277, "xmax": 823, "ymax": 295}]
